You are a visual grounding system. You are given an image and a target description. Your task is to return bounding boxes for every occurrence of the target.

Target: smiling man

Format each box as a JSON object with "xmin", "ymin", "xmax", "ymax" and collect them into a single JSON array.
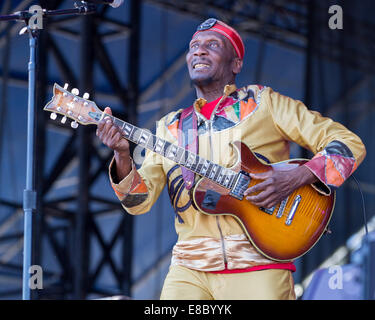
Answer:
[
  {"xmin": 96, "ymin": 18, "xmax": 366, "ymax": 300},
  {"xmin": 187, "ymin": 21, "xmax": 243, "ymax": 101}
]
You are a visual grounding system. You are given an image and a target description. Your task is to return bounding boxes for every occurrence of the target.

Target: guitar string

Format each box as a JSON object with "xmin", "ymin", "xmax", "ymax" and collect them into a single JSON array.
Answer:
[{"xmin": 102, "ymin": 112, "xmax": 240, "ymax": 190}]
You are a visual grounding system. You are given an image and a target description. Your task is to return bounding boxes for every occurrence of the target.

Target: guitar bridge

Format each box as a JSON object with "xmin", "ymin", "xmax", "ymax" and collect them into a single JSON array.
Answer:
[{"xmin": 229, "ymin": 171, "xmax": 251, "ymax": 200}]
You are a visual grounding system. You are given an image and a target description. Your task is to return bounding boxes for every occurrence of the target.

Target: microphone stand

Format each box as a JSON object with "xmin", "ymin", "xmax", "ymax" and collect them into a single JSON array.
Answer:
[{"xmin": 0, "ymin": 1, "xmax": 97, "ymax": 300}]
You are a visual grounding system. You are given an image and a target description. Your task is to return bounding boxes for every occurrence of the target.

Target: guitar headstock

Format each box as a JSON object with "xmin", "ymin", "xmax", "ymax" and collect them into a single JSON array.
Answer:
[{"xmin": 44, "ymin": 83, "xmax": 104, "ymax": 128}]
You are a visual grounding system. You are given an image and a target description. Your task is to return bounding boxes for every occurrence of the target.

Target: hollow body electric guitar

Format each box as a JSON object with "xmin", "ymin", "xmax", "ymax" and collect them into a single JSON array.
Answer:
[{"xmin": 44, "ymin": 83, "xmax": 336, "ymax": 262}]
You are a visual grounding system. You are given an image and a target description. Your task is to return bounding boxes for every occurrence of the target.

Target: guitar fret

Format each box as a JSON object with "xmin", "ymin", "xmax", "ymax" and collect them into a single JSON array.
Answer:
[
  {"xmin": 154, "ymin": 138, "xmax": 165, "ymax": 154},
  {"xmin": 222, "ymin": 172, "xmax": 233, "ymax": 188},
  {"xmin": 184, "ymin": 151, "xmax": 191, "ymax": 167},
  {"xmin": 114, "ymin": 118, "xmax": 123, "ymax": 128},
  {"xmin": 196, "ymin": 157, "xmax": 205, "ymax": 173},
  {"xmin": 200, "ymin": 160, "xmax": 211, "ymax": 176},
  {"xmin": 129, "ymin": 126, "xmax": 142, "ymax": 143},
  {"xmin": 208, "ymin": 164, "xmax": 218, "ymax": 179},
  {"xmin": 190, "ymin": 155, "xmax": 201, "ymax": 173},
  {"xmin": 146, "ymin": 134, "xmax": 157, "ymax": 151},
  {"xmin": 161, "ymin": 141, "xmax": 172, "ymax": 157},
  {"xmin": 228, "ymin": 173, "xmax": 237, "ymax": 189},
  {"xmin": 185, "ymin": 152, "xmax": 196, "ymax": 169},
  {"xmin": 213, "ymin": 166, "xmax": 223, "ymax": 182},
  {"xmin": 217, "ymin": 167, "xmax": 227, "ymax": 185},
  {"xmin": 165, "ymin": 143, "xmax": 179, "ymax": 161},
  {"xmin": 135, "ymin": 128, "xmax": 144, "ymax": 144},
  {"xmin": 175, "ymin": 146, "xmax": 185, "ymax": 164},
  {"xmin": 138, "ymin": 130, "xmax": 152, "ymax": 147},
  {"xmin": 122, "ymin": 122, "xmax": 134, "ymax": 139},
  {"xmin": 182, "ymin": 151, "xmax": 189, "ymax": 167},
  {"xmin": 220, "ymin": 174, "xmax": 227, "ymax": 187}
]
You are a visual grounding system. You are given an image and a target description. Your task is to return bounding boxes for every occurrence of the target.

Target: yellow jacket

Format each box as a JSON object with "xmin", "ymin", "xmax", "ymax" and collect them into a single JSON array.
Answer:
[{"xmin": 109, "ymin": 85, "xmax": 366, "ymax": 271}]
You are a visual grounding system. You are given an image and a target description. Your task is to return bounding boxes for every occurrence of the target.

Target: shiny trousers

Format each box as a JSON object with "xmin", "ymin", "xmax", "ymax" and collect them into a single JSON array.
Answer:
[{"xmin": 160, "ymin": 265, "xmax": 296, "ymax": 300}]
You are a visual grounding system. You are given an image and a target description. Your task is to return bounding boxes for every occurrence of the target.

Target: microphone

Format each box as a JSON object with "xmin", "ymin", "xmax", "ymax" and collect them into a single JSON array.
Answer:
[{"xmin": 81, "ymin": 0, "xmax": 124, "ymax": 8}]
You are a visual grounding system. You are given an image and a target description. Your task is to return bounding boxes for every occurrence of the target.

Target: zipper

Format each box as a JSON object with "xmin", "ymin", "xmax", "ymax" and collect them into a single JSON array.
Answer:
[
  {"xmin": 208, "ymin": 99, "xmax": 228, "ymax": 266},
  {"xmin": 208, "ymin": 119, "xmax": 214, "ymax": 167},
  {"xmin": 194, "ymin": 87, "xmax": 235, "ymax": 267},
  {"xmin": 216, "ymin": 216, "xmax": 228, "ymax": 266}
]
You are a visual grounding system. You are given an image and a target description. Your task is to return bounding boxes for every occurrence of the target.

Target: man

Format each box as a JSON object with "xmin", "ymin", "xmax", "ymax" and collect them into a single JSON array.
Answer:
[{"xmin": 96, "ymin": 18, "xmax": 366, "ymax": 300}]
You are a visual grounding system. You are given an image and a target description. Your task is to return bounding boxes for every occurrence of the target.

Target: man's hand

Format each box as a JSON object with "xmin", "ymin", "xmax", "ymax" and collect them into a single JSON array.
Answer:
[
  {"xmin": 96, "ymin": 107, "xmax": 132, "ymax": 180},
  {"xmin": 244, "ymin": 165, "xmax": 318, "ymax": 208}
]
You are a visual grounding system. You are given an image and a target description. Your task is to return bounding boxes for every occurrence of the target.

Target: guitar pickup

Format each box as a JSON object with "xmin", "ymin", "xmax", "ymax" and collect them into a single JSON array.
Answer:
[
  {"xmin": 229, "ymin": 171, "xmax": 251, "ymax": 200},
  {"xmin": 276, "ymin": 197, "xmax": 289, "ymax": 218},
  {"xmin": 260, "ymin": 206, "xmax": 275, "ymax": 215},
  {"xmin": 285, "ymin": 195, "xmax": 302, "ymax": 226}
]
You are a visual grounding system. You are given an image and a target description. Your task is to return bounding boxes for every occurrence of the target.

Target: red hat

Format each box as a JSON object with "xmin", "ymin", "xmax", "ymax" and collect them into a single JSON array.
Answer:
[{"xmin": 192, "ymin": 18, "xmax": 245, "ymax": 60}]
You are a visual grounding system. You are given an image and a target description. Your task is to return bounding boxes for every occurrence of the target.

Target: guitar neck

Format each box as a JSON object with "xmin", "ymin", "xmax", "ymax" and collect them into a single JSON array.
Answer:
[
  {"xmin": 43, "ymin": 83, "xmax": 237, "ymax": 190},
  {"xmin": 100, "ymin": 113, "xmax": 237, "ymax": 190}
]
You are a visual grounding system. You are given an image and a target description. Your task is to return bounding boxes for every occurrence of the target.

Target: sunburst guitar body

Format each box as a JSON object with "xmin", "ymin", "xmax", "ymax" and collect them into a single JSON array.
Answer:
[{"xmin": 193, "ymin": 141, "xmax": 335, "ymax": 262}]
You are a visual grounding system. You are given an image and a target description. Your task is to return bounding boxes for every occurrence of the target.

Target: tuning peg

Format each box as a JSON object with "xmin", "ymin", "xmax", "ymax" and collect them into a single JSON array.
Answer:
[
  {"xmin": 71, "ymin": 88, "xmax": 79, "ymax": 96},
  {"xmin": 61, "ymin": 116, "xmax": 67, "ymax": 124},
  {"xmin": 71, "ymin": 121, "xmax": 79, "ymax": 129},
  {"xmin": 64, "ymin": 83, "xmax": 69, "ymax": 90},
  {"xmin": 50, "ymin": 112, "xmax": 57, "ymax": 120},
  {"xmin": 83, "ymin": 93, "xmax": 90, "ymax": 100}
]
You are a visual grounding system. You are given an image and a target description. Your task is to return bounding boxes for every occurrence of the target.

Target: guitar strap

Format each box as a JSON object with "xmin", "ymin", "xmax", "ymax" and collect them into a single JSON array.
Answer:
[{"xmin": 178, "ymin": 105, "xmax": 198, "ymax": 190}]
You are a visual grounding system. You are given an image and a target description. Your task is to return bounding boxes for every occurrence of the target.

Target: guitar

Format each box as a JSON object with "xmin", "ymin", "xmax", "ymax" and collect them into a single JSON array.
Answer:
[{"xmin": 44, "ymin": 83, "xmax": 336, "ymax": 262}]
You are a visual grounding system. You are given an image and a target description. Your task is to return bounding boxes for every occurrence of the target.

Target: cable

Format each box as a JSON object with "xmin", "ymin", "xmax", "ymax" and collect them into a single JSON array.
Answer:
[{"xmin": 351, "ymin": 174, "xmax": 368, "ymax": 237}]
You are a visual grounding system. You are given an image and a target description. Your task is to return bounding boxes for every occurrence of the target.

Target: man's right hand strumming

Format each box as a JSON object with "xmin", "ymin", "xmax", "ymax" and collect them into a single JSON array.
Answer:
[{"xmin": 96, "ymin": 107, "xmax": 132, "ymax": 181}]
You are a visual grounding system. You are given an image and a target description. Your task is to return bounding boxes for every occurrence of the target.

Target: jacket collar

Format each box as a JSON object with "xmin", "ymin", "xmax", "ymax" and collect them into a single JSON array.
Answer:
[{"xmin": 193, "ymin": 84, "xmax": 237, "ymax": 119}]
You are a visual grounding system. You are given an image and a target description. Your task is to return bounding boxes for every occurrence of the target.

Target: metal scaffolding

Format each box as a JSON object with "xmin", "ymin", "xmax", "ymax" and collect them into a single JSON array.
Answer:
[{"xmin": 0, "ymin": 0, "xmax": 140, "ymax": 299}]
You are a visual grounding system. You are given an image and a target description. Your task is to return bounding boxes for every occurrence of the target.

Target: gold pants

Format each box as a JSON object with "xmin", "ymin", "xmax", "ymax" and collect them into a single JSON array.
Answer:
[{"xmin": 160, "ymin": 265, "xmax": 296, "ymax": 300}]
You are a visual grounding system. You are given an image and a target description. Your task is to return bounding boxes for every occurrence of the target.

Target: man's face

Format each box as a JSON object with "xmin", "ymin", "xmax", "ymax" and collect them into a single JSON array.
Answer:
[{"xmin": 186, "ymin": 31, "xmax": 239, "ymax": 87}]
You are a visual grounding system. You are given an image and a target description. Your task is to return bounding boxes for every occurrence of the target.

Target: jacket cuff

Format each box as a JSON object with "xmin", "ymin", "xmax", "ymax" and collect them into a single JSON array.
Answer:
[
  {"xmin": 109, "ymin": 156, "xmax": 137, "ymax": 200},
  {"xmin": 304, "ymin": 140, "xmax": 357, "ymax": 190},
  {"xmin": 303, "ymin": 164, "xmax": 332, "ymax": 196},
  {"xmin": 109, "ymin": 156, "xmax": 149, "ymax": 208}
]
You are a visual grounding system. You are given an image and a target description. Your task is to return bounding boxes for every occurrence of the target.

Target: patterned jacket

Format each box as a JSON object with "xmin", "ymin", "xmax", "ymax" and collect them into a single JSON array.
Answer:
[{"xmin": 109, "ymin": 84, "xmax": 366, "ymax": 271}]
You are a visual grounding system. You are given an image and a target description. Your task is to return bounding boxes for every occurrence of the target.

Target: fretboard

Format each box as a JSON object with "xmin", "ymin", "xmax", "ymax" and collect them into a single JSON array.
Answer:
[{"xmin": 105, "ymin": 114, "xmax": 237, "ymax": 189}]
